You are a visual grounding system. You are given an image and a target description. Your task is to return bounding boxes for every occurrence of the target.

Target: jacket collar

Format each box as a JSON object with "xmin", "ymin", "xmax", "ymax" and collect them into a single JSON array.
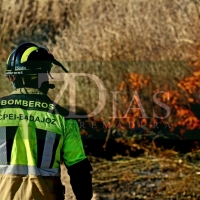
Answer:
[{"xmin": 11, "ymin": 88, "xmax": 46, "ymax": 95}]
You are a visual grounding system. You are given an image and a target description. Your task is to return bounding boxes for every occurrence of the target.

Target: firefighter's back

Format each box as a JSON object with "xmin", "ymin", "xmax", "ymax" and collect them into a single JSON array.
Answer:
[{"xmin": 0, "ymin": 90, "xmax": 67, "ymax": 200}]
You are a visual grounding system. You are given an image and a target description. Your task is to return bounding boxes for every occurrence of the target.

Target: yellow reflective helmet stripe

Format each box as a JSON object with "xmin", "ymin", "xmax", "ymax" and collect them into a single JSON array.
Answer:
[{"xmin": 20, "ymin": 47, "xmax": 38, "ymax": 63}]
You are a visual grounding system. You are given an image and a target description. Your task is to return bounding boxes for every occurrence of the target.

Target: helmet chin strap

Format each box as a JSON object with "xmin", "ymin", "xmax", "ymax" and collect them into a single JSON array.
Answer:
[
  {"xmin": 11, "ymin": 82, "xmax": 17, "ymax": 90},
  {"xmin": 8, "ymin": 75, "xmax": 24, "ymax": 90}
]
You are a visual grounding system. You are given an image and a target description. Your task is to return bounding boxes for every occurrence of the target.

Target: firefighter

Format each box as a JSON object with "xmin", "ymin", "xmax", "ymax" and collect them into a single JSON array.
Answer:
[{"xmin": 0, "ymin": 42, "xmax": 93, "ymax": 200}]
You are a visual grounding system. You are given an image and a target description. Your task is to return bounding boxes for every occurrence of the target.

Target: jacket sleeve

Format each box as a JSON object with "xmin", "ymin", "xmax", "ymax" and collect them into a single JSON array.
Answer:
[
  {"xmin": 63, "ymin": 119, "xmax": 93, "ymax": 200},
  {"xmin": 67, "ymin": 158, "xmax": 93, "ymax": 200}
]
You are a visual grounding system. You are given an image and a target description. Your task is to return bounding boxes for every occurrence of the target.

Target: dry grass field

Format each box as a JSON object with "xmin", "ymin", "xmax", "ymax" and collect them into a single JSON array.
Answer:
[
  {"xmin": 1, "ymin": 0, "xmax": 200, "ymax": 119},
  {"xmin": 1, "ymin": 0, "xmax": 200, "ymax": 199},
  {"xmin": 1, "ymin": 0, "xmax": 200, "ymax": 61}
]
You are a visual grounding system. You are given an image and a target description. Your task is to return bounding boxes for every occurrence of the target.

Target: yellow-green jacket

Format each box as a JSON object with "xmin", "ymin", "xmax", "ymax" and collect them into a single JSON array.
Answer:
[{"xmin": 0, "ymin": 88, "xmax": 92, "ymax": 200}]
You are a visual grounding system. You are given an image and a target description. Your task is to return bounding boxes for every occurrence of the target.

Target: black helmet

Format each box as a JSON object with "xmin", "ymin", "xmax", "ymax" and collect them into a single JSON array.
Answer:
[{"xmin": 6, "ymin": 42, "xmax": 68, "ymax": 76}]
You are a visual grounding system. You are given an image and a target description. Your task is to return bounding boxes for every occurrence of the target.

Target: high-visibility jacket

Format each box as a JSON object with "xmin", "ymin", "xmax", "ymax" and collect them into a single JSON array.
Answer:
[{"xmin": 0, "ymin": 88, "xmax": 92, "ymax": 200}]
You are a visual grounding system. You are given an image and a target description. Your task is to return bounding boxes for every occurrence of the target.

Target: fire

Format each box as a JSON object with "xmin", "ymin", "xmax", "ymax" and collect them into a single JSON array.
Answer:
[{"xmin": 118, "ymin": 56, "xmax": 200, "ymax": 135}]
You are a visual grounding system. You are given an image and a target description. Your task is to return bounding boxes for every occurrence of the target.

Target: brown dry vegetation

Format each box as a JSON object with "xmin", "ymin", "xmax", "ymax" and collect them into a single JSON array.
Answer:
[
  {"xmin": 1, "ymin": 0, "xmax": 200, "ymax": 121},
  {"xmin": 90, "ymin": 148, "xmax": 200, "ymax": 199},
  {"xmin": 1, "ymin": 0, "xmax": 200, "ymax": 61},
  {"xmin": 1, "ymin": 0, "xmax": 200, "ymax": 199}
]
